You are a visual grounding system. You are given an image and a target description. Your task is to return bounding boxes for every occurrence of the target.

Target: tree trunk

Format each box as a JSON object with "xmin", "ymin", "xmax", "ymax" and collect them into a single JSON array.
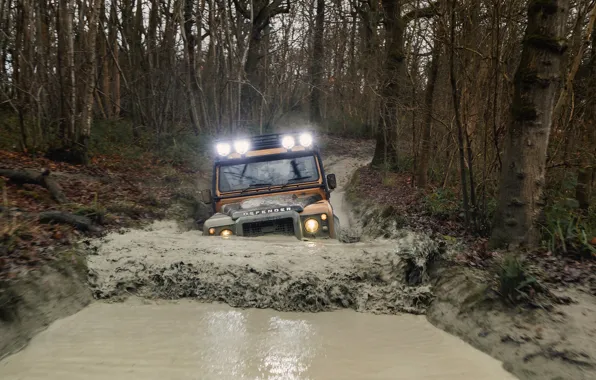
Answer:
[
  {"xmin": 109, "ymin": 0, "xmax": 120, "ymax": 118},
  {"xmin": 75, "ymin": 0, "xmax": 100, "ymax": 165},
  {"xmin": 371, "ymin": 0, "xmax": 404, "ymax": 169},
  {"xmin": 450, "ymin": 0, "xmax": 470, "ymax": 226},
  {"xmin": 575, "ymin": 14, "xmax": 596, "ymax": 213},
  {"xmin": 58, "ymin": 0, "xmax": 76, "ymax": 144},
  {"xmin": 99, "ymin": 0, "xmax": 111, "ymax": 119},
  {"xmin": 310, "ymin": 0, "xmax": 324, "ymax": 125},
  {"xmin": 181, "ymin": 0, "xmax": 201, "ymax": 135},
  {"xmin": 490, "ymin": 0, "xmax": 570, "ymax": 249},
  {"xmin": 416, "ymin": 37, "xmax": 440, "ymax": 188}
]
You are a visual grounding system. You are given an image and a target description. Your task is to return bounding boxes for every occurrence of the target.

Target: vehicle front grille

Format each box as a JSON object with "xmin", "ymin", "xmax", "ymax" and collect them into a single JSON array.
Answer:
[{"xmin": 242, "ymin": 218, "xmax": 295, "ymax": 237}]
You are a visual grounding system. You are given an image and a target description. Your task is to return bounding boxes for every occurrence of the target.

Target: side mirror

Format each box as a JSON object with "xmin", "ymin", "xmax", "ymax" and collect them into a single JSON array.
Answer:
[
  {"xmin": 200, "ymin": 189, "xmax": 212, "ymax": 204},
  {"xmin": 327, "ymin": 174, "xmax": 337, "ymax": 190}
]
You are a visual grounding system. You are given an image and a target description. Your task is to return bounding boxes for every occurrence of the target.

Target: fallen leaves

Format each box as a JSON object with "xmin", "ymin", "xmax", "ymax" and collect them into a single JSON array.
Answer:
[{"xmin": 0, "ymin": 148, "xmax": 202, "ymax": 280}]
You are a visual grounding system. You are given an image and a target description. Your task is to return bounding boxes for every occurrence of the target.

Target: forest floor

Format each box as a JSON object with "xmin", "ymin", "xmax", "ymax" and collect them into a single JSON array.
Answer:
[{"xmin": 0, "ymin": 149, "xmax": 212, "ymax": 280}]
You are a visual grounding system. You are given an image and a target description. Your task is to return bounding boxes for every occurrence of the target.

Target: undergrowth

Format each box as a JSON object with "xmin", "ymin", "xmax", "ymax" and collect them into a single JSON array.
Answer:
[
  {"xmin": 496, "ymin": 253, "xmax": 539, "ymax": 304},
  {"xmin": 541, "ymin": 200, "xmax": 596, "ymax": 259}
]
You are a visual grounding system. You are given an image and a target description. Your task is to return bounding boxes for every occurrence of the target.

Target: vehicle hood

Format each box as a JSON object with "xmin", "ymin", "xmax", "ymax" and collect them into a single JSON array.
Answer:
[{"xmin": 221, "ymin": 193, "xmax": 323, "ymax": 219}]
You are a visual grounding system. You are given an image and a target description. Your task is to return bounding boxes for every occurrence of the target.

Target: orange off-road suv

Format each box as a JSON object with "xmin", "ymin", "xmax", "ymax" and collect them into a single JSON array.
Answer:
[{"xmin": 201, "ymin": 131, "xmax": 339, "ymax": 240}]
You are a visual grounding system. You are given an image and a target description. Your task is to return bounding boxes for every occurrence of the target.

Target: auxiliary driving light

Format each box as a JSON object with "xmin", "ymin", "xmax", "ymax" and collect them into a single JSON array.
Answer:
[
  {"xmin": 304, "ymin": 219, "xmax": 319, "ymax": 234},
  {"xmin": 209, "ymin": 228, "xmax": 215, "ymax": 235},
  {"xmin": 234, "ymin": 140, "xmax": 250, "ymax": 155},
  {"xmin": 220, "ymin": 229, "xmax": 233, "ymax": 237},
  {"xmin": 321, "ymin": 213, "xmax": 328, "ymax": 221},
  {"xmin": 281, "ymin": 135, "xmax": 295, "ymax": 149},
  {"xmin": 299, "ymin": 133, "xmax": 313, "ymax": 148},
  {"xmin": 216, "ymin": 143, "xmax": 231, "ymax": 156}
]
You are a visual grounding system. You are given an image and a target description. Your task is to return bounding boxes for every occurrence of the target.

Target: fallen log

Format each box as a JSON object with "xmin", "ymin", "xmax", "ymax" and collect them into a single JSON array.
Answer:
[
  {"xmin": 0, "ymin": 168, "xmax": 68, "ymax": 204},
  {"xmin": 38, "ymin": 211, "xmax": 99, "ymax": 233},
  {"xmin": 0, "ymin": 206, "xmax": 100, "ymax": 234}
]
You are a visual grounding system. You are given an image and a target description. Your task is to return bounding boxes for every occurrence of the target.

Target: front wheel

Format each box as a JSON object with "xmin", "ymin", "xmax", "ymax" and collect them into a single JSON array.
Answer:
[{"xmin": 332, "ymin": 215, "xmax": 341, "ymax": 239}]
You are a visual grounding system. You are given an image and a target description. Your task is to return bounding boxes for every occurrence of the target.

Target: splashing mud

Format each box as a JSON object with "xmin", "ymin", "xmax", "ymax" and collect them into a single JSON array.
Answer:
[{"xmin": 87, "ymin": 221, "xmax": 440, "ymax": 314}]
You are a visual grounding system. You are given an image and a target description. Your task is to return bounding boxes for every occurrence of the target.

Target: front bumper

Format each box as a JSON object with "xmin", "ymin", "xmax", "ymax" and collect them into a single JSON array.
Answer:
[{"xmin": 203, "ymin": 211, "xmax": 333, "ymax": 240}]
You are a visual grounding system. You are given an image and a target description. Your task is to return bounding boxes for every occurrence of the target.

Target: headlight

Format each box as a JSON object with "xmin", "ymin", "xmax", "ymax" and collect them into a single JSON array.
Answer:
[
  {"xmin": 234, "ymin": 140, "xmax": 250, "ymax": 155},
  {"xmin": 299, "ymin": 133, "xmax": 313, "ymax": 147},
  {"xmin": 321, "ymin": 213, "xmax": 327, "ymax": 221},
  {"xmin": 216, "ymin": 143, "xmax": 231, "ymax": 156},
  {"xmin": 208, "ymin": 228, "xmax": 215, "ymax": 235},
  {"xmin": 304, "ymin": 218, "xmax": 319, "ymax": 234},
  {"xmin": 281, "ymin": 135, "xmax": 295, "ymax": 149},
  {"xmin": 220, "ymin": 229, "xmax": 233, "ymax": 237}
]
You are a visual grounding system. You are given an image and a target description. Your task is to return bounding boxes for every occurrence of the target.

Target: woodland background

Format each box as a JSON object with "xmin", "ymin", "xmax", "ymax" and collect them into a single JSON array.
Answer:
[{"xmin": 0, "ymin": 0, "xmax": 595, "ymax": 254}]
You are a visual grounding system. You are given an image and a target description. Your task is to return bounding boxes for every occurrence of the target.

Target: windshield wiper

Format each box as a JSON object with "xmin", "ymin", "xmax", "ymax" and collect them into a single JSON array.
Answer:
[
  {"xmin": 281, "ymin": 177, "xmax": 310, "ymax": 189},
  {"xmin": 240, "ymin": 183, "xmax": 272, "ymax": 194}
]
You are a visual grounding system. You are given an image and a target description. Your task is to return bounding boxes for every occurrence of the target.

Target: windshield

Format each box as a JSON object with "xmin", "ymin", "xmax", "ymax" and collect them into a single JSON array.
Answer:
[{"xmin": 218, "ymin": 155, "xmax": 320, "ymax": 193}]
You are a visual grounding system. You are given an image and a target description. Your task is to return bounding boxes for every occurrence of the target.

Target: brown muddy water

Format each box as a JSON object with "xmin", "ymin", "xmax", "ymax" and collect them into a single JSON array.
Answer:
[{"xmin": 0, "ymin": 299, "xmax": 516, "ymax": 380}]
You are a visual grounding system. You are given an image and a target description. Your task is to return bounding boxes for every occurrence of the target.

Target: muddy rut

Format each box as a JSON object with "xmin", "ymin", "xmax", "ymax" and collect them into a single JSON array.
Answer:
[
  {"xmin": 87, "ymin": 155, "xmax": 440, "ymax": 315},
  {"xmin": 87, "ymin": 223, "xmax": 439, "ymax": 314}
]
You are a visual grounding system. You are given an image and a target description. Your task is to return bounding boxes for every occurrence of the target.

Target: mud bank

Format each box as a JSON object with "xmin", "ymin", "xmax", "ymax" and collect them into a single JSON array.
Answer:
[
  {"xmin": 343, "ymin": 176, "xmax": 596, "ymax": 380},
  {"xmin": 87, "ymin": 221, "xmax": 440, "ymax": 314},
  {"xmin": 0, "ymin": 259, "xmax": 92, "ymax": 359},
  {"xmin": 427, "ymin": 265, "xmax": 596, "ymax": 380}
]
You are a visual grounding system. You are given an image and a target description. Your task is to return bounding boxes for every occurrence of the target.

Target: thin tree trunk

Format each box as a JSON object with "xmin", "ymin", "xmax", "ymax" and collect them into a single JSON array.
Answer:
[
  {"xmin": 77, "ymin": 0, "xmax": 101, "ymax": 164},
  {"xmin": 99, "ymin": 0, "xmax": 111, "ymax": 119},
  {"xmin": 490, "ymin": 0, "xmax": 570, "ymax": 249},
  {"xmin": 109, "ymin": 2, "xmax": 120, "ymax": 118},
  {"xmin": 450, "ymin": 0, "xmax": 470, "ymax": 226},
  {"xmin": 552, "ymin": 4, "xmax": 596, "ymax": 120},
  {"xmin": 310, "ymin": 0, "xmax": 325, "ymax": 125},
  {"xmin": 575, "ymin": 15, "xmax": 596, "ymax": 213},
  {"xmin": 181, "ymin": 0, "xmax": 201, "ymax": 135},
  {"xmin": 416, "ymin": 37, "xmax": 440, "ymax": 188}
]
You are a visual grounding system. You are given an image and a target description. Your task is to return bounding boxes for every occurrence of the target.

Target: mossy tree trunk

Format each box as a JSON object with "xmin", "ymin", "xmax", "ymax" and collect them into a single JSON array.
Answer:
[{"xmin": 490, "ymin": 0, "xmax": 570, "ymax": 249}]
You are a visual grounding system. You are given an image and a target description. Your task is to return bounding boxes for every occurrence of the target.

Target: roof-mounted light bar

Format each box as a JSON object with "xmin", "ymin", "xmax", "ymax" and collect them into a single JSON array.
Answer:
[{"xmin": 215, "ymin": 132, "xmax": 314, "ymax": 158}]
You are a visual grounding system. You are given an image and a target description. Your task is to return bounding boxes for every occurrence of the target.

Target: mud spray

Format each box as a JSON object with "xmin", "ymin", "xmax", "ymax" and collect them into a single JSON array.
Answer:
[{"xmin": 87, "ymin": 221, "xmax": 440, "ymax": 314}]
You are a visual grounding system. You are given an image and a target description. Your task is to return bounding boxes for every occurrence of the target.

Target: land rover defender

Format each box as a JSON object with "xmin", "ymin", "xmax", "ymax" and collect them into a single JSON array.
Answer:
[{"xmin": 201, "ymin": 131, "xmax": 339, "ymax": 240}]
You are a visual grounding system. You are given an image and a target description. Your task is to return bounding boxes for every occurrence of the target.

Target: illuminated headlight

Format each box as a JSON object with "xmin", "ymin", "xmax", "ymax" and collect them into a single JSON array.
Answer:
[
  {"xmin": 281, "ymin": 135, "xmax": 295, "ymax": 149},
  {"xmin": 220, "ymin": 229, "xmax": 233, "ymax": 237},
  {"xmin": 304, "ymin": 218, "xmax": 319, "ymax": 234},
  {"xmin": 299, "ymin": 133, "xmax": 313, "ymax": 148},
  {"xmin": 234, "ymin": 140, "xmax": 250, "ymax": 155},
  {"xmin": 216, "ymin": 143, "xmax": 231, "ymax": 156}
]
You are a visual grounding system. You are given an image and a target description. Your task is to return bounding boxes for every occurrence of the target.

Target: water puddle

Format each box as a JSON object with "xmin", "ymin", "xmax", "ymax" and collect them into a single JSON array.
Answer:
[{"xmin": 0, "ymin": 300, "xmax": 516, "ymax": 379}]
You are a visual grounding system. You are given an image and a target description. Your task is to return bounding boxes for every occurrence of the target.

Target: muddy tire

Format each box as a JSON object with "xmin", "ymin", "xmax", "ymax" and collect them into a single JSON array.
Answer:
[{"xmin": 336, "ymin": 216, "xmax": 361, "ymax": 243}]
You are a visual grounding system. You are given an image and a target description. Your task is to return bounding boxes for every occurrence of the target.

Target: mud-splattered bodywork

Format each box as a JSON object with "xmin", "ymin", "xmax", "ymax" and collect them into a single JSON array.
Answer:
[{"xmin": 203, "ymin": 132, "xmax": 338, "ymax": 240}]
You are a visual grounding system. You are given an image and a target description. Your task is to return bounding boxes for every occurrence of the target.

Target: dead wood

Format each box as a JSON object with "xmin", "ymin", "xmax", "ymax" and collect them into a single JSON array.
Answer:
[
  {"xmin": 0, "ymin": 206, "xmax": 100, "ymax": 234},
  {"xmin": 0, "ymin": 168, "xmax": 68, "ymax": 204}
]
